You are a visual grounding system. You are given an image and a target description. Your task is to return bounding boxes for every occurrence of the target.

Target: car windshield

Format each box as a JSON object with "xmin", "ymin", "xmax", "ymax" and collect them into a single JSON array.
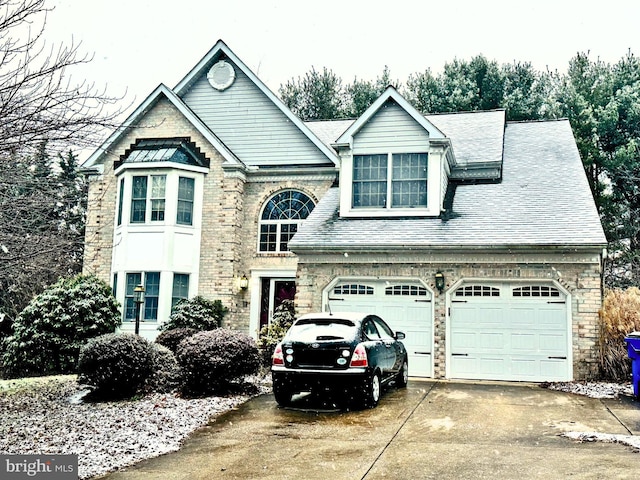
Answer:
[{"xmin": 286, "ymin": 319, "xmax": 357, "ymax": 342}]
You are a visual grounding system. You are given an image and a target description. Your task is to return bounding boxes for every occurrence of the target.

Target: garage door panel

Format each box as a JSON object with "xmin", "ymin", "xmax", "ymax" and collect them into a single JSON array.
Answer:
[
  {"xmin": 511, "ymin": 333, "xmax": 537, "ymax": 350},
  {"xmin": 450, "ymin": 282, "xmax": 570, "ymax": 382},
  {"xmin": 541, "ymin": 359, "xmax": 567, "ymax": 377},
  {"xmin": 479, "ymin": 332, "xmax": 505, "ymax": 349},
  {"xmin": 331, "ymin": 281, "xmax": 433, "ymax": 378},
  {"xmin": 539, "ymin": 333, "xmax": 567, "ymax": 352}
]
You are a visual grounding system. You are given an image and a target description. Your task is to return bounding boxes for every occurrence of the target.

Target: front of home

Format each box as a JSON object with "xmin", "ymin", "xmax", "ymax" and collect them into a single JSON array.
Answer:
[{"xmin": 82, "ymin": 40, "xmax": 607, "ymax": 382}]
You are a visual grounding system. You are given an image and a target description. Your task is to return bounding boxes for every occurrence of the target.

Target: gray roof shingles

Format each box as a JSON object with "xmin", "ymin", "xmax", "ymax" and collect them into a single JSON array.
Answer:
[{"xmin": 290, "ymin": 119, "xmax": 606, "ymax": 251}]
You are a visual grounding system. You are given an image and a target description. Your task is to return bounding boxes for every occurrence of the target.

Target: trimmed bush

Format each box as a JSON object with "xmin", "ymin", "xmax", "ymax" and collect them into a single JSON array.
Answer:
[
  {"xmin": 144, "ymin": 344, "xmax": 182, "ymax": 393},
  {"xmin": 599, "ymin": 287, "xmax": 640, "ymax": 381},
  {"xmin": 78, "ymin": 333, "xmax": 153, "ymax": 399},
  {"xmin": 257, "ymin": 299, "xmax": 295, "ymax": 367},
  {"xmin": 159, "ymin": 296, "xmax": 227, "ymax": 331},
  {"xmin": 2, "ymin": 275, "xmax": 121, "ymax": 378},
  {"xmin": 155, "ymin": 327, "xmax": 198, "ymax": 353},
  {"xmin": 176, "ymin": 329, "xmax": 261, "ymax": 396}
]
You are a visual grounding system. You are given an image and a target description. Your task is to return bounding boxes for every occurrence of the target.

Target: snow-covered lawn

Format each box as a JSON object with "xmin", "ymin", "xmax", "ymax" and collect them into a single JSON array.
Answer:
[{"xmin": 0, "ymin": 376, "xmax": 269, "ymax": 479}]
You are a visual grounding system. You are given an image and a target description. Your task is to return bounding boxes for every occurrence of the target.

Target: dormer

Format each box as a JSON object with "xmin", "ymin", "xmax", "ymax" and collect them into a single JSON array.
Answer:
[{"xmin": 333, "ymin": 87, "xmax": 454, "ymax": 218}]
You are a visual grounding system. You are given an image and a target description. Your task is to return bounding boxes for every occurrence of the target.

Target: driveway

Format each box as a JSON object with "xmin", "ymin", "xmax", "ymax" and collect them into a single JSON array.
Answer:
[{"xmin": 97, "ymin": 380, "xmax": 640, "ymax": 479}]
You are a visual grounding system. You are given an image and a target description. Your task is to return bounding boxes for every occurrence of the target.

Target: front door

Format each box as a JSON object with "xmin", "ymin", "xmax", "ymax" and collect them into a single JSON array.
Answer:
[{"xmin": 259, "ymin": 278, "xmax": 296, "ymax": 329}]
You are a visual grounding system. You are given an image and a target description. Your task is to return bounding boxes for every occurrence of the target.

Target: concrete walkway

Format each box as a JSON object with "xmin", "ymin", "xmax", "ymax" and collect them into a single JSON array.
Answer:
[{"xmin": 96, "ymin": 381, "xmax": 640, "ymax": 479}]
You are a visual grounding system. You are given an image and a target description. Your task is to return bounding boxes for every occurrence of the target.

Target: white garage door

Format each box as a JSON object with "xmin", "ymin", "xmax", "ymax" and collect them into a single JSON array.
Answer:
[
  {"xmin": 449, "ymin": 283, "xmax": 570, "ymax": 382},
  {"xmin": 328, "ymin": 280, "xmax": 433, "ymax": 377}
]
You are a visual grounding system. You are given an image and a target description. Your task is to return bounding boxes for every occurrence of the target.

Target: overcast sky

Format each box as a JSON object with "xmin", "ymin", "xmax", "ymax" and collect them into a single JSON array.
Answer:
[{"xmin": 45, "ymin": 0, "xmax": 640, "ymax": 121}]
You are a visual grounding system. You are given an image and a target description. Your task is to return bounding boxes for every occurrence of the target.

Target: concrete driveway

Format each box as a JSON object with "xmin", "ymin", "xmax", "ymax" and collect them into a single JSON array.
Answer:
[{"xmin": 98, "ymin": 380, "xmax": 640, "ymax": 479}]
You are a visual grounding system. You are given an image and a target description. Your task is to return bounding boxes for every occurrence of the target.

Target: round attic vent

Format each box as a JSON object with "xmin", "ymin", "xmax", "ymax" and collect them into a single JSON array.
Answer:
[{"xmin": 207, "ymin": 60, "xmax": 236, "ymax": 91}]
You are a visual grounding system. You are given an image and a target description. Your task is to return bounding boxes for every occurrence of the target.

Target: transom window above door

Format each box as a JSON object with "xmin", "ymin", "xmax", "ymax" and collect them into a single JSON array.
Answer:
[
  {"xmin": 259, "ymin": 190, "xmax": 315, "ymax": 252},
  {"xmin": 352, "ymin": 153, "xmax": 428, "ymax": 209}
]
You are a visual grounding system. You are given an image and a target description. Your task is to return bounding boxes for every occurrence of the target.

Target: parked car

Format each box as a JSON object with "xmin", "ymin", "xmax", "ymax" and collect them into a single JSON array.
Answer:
[{"xmin": 271, "ymin": 312, "xmax": 408, "ymax": 408}]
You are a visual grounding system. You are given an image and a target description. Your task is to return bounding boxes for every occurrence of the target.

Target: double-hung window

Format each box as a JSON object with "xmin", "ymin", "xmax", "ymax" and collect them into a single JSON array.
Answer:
[
  {"xmin": 124, "ymin": 272, "xmax": 160, "ymax": 321},
  {"xmin": 177, "ymin": 177, "xmax": 195, "ymax": 225},
  {"xmin": 352, "ymin": 153, "xmax": 428, "ymax": 209},
  {"xmin": 171, "ymin": 273, "xmax": 190, "ymax": 309},
  {"xmin": 130, "ymin": 175, "xmax": 166, "ymax": 223}
]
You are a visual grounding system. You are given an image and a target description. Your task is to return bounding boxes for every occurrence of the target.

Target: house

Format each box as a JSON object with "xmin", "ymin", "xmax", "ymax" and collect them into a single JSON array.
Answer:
[{"xmin": 82, "ymin": 40, "xmax": 607, "ymax": 382}]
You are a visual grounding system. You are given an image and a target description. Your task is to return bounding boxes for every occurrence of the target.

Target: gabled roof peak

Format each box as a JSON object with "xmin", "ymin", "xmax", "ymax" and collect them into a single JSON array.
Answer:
[{"xmin": 335, "ymin": 87, "xmax": 446, "ymax": 146}]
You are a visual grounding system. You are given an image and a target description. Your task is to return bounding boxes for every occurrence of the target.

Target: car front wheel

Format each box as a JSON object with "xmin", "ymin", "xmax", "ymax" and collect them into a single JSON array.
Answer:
[{"xmin": 362, "ymin": 371, "xmax": 381, "ymax": 408}]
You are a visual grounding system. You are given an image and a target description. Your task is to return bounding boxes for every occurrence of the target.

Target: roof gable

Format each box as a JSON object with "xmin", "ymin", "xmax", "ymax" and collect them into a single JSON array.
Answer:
[
  {"xmin": 335, "ymin": 87, "xmax": 445, "ymax": 146},
  {"xmin": 83, "ymin": 84, "xmax": 240, "ymax": 169},
  {"xmin": 173, "ymin": 40, "xmax": 338, "ymax": 167}
]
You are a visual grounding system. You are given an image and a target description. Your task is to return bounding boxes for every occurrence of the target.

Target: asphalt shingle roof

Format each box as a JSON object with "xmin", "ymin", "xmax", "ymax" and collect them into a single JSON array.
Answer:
[{"xmin": 289, "ymin": 119, "xmax": 606, "ymax": 251}]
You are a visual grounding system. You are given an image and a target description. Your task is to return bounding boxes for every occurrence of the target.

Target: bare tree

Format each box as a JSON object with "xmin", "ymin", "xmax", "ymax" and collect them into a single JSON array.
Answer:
[
  {"xmin": 0, "ymin": 0, "xmax": 124, "ymax": 155},
  {"xmin": 0, "ymin": 0, "xmax": 124, "ymax": 334}
]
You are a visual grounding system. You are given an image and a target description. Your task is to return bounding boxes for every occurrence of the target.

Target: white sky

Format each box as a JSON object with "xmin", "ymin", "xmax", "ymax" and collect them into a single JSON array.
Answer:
[{"xmin": 43, "ymin": 0, "xmax": 640, "ymax": 130}]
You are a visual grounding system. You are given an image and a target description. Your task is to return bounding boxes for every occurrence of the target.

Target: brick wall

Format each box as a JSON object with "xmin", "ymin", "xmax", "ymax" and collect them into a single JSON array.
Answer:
[{"xmin": 295, "ymin": 252, "xmax": 603, "ymax": 381}]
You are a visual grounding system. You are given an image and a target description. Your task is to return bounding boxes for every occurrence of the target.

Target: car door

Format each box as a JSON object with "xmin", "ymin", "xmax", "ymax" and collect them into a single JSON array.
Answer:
[
  {"xmin": 373, "ymin": 316, "xmax": 404, "ymax": 373},
  {"xmin": 361, "ymin": 317, "xmax": 389, "ymax": 372}
]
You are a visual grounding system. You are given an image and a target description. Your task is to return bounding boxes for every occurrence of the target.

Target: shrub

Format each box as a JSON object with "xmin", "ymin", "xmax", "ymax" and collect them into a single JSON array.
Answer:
[
  {"xmin": 2, "ymin": 275, "xmax": 121, "ymax": 378},
  {"xmin": 144, "ymin": 344, "xmax": 182, "ymax": 393},
  {"xmin": 176, "ymin": 329, "xmax": 261, "ymax": 396},
  {"xmin": 159, "ymin": 296, "xmax": 227, "ymax": 331},
  {"xmin": 599, "ymin": 287, "xmax": 640, "ymax": 381},
  {"xmin": 155, "ymin": 327, "xmax": 198, "ymax": 353},
  {"xmin": 78, "ymin": 333, "xmax": 153, "ymax": 399},
  {"xmin": 257, "ymin": 299, "xmax": 295, "ymax": 366}
]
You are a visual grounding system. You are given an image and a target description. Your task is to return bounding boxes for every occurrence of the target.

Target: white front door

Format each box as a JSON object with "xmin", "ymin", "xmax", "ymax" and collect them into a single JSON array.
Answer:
[
  {"xmin": 448, "ymin": 283, "xmax": 571, "ymax": 382},
  {"xmin": 327, "ymin": 280, "xmax": 434, "ymax": 377}
]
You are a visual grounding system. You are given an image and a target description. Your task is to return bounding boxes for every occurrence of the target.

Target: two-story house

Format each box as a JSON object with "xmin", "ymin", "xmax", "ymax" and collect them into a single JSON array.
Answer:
[{"xmin": 82, "ymin": 40, "xmax": 607, "ymax": 382}]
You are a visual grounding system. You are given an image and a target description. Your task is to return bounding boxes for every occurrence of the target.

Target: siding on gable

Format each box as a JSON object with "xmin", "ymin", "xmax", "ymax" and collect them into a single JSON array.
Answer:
[
  {"xmin": 181, "ymin": 65, "xmax": 332, "ymax": 167},
  {"xmin": 353, "ymin": 101, "xmax": 430, "ymax": 153}
]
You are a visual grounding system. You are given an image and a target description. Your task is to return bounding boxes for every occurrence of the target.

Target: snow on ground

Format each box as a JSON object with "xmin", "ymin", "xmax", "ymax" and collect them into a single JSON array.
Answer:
[
  {"xmin": 0, "ymin": 376, "xmax": 269, "ymax": 479},
  {"xmin": 542, "ymin": 381, "xmax": 634, "ymax": 399},
  {"xmin": 0, "ymin": 377, "xmax": 636, "ymax": 479},
  {"xmin": 543, "ymin": 381, "xmax": 639, "ymax": 451}
]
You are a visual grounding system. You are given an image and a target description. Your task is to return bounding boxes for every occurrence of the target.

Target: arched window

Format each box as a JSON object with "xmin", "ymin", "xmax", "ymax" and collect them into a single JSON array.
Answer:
[{"xmin": 259, "ymin": 190, "xmax": 315, "ymax": 252}]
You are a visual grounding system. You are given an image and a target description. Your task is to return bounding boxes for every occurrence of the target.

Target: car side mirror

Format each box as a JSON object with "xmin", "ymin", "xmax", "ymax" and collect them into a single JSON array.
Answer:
[{"xmin": 395, "ymin": 331, "xmax": 405, "ymax": 340}]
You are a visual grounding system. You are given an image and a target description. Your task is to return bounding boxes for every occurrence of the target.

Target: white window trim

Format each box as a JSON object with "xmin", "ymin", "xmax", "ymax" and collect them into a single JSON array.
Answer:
[{"xmin": 338, "ymin": 144, "xmax": 446, "ymax": 218}]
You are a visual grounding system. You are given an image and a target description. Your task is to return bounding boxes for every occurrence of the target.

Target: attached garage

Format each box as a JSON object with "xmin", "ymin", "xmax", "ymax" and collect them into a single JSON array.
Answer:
[
  {"xmin": 448, "ymin": 282, "xmax": 571, "ymax": 382},
  {"xmin": 326, "ymin": 279, "xmax": 434, "ymax": 377}
]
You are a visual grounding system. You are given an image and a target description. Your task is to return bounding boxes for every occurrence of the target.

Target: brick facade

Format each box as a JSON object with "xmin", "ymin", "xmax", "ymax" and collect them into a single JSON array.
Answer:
[{"xmin": 295, "ymin": 251, "xmax": 603, "ymax": 380}]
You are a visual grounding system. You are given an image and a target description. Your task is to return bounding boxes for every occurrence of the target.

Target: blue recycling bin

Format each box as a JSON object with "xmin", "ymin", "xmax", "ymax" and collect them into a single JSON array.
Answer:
[{"xmin": 624, "ymin": 332, "xmax": 640, "ymax": 399}]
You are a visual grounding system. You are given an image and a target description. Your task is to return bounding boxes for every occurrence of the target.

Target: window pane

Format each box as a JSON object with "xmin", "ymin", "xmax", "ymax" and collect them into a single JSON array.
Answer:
[
  {"xmin": 260, "ymin": 224, "xmax": 277, "ymax": 251},
  {"xmin": 352, "ymin": 155, "xmax": 387, "ymax": 208},
  {"xmin": 125, "ymin": 273, "xmax": 141, "ymax": 320},
  {"xmin": 130, "ymin": 176, "xmax": 147, "ymax": 223},
  {"xmin": 280, "ymin": 223, "xmax": 297, "ymax": 251},
  {"xmin": 172, "ymin": 273, "xmax": 190, "ymax": 309},
  {"xmin": 117, "ymin": 178, "xmax": 125, "ymax": 226},
  {"xmin": 144, "ymin": 272, "xmax": 160, "ymax": 321},
  {"xmin": 391, "ymin": 153, "xmax": 428, "ymax": 208},
  {"xmin": 177, "ymin": 177, "xmax": 195, "ymax": 225},
  {"xmin": 150, "ymin": 175, "xmax": 166, "ymax": 221}
]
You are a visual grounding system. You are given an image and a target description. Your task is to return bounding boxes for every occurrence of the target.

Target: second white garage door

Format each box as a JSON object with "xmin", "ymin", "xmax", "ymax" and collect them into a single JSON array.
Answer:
[
  {"xmin": 448, "ymin": 283, "xmax": 571, "ymax": 382},
  {"xmin": 328, "ymin": 280, "xmax": 433, "ymax": 377}
]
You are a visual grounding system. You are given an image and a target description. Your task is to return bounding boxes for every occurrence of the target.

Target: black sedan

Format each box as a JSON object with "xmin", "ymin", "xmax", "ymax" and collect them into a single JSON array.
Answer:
[{"xmin": 271, "ymin": 312, "xmax": 408, "ymax": 408}]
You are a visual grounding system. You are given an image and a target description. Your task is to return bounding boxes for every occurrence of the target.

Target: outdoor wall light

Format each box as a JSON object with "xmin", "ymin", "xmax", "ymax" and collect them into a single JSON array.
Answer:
[
  {"xmin": 239, "ymin": 274, "xmax": 249, "ymax": 291},
  {"xmin": 434, "ymin": 271, "xmax": 445, "ymax": 292},
  {"xmin": 133, "ymin": 284, "xmax": 145, "ymax": 335}
]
